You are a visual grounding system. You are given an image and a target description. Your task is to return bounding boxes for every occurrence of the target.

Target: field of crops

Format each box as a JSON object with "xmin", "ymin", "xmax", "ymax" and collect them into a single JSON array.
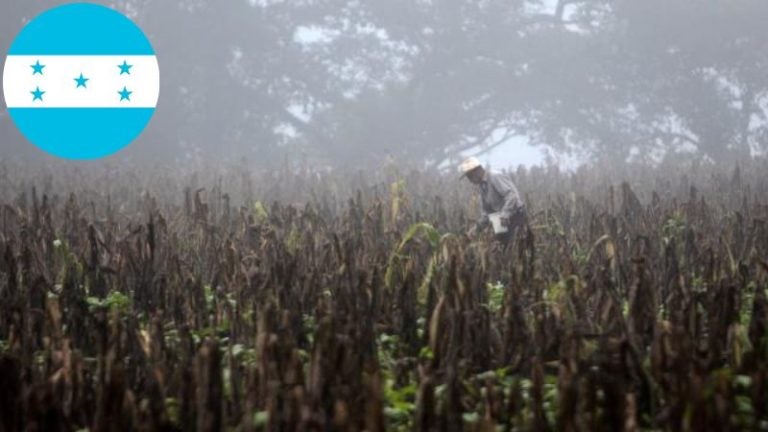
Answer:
[{"xmin": 1, "ymin": 159, "xmax": 767, "ymax": 431}]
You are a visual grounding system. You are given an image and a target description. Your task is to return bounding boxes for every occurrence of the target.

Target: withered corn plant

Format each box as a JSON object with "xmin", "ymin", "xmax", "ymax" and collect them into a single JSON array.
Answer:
[{"xmin": 0, "ymin": 159, "xmax": 767, "ymax": 431}]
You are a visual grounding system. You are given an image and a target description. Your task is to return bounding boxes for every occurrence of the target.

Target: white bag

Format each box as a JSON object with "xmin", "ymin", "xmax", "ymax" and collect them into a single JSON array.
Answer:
[{"xmin": 488, "ymin": 212, "xmax": 508, "ymax": 234}]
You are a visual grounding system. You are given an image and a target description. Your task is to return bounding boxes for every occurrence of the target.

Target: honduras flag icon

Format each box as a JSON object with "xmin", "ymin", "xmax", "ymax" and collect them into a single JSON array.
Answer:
[{"xmin": 2, "ymin": 3, "xmax": 159, "ymax": 160}]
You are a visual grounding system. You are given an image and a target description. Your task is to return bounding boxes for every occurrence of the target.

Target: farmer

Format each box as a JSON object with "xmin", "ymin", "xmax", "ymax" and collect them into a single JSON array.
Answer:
[{"xmin": 459, "ymin": 157, "xmax": 527, "ymax": 244}]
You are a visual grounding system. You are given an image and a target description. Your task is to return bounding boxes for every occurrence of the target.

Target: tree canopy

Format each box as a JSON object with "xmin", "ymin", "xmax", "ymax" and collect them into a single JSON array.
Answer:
[{"xmin": 1, "ymin": 0, "xmax": 767, "ymax": 166}]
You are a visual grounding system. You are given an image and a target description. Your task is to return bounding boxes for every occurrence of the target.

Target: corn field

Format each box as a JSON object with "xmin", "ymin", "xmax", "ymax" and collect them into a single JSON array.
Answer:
[{"xmin": 0, "ymin": 159, "xmax": 767, "ymax": 431}]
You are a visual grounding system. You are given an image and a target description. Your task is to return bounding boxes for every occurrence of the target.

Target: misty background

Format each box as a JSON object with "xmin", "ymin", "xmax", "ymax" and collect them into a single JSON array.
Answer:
[{"xmin": 1, "ymin": 0, "xmax": 767, "ymax": 170}]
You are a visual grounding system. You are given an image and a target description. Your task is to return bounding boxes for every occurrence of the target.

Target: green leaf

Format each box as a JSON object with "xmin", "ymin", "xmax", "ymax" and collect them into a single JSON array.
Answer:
[
  {"xmin": 462, "ymin": 412, "xmax": 480, "ymax": 424},
  {"xmin": 385, "ymin": 222, "xmax": 442, "ymax": 290},
  {"xmin": 419, "ymin": 346, "xmax": 434, "ymax": 361},
  {"xmin": 253, "ymin": 411, "xmax": 269, "ymax": 428},
  {"xmin": 252, "ymin": 201, "xmax": 269, "ymax": 224}
]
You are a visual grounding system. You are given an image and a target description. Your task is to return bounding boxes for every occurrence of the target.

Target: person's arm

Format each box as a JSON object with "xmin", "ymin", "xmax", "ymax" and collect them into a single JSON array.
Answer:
[
  {"xmin": 491, "ymin": 173, "xmax": 523, "ymax": 218},
  {"xmin": 476, "ymin": 208, "xmax": 490, "ymax": 229},
  {"xmin": 467, "ymin": 207, "xmax": 489, "ymax": 237}
]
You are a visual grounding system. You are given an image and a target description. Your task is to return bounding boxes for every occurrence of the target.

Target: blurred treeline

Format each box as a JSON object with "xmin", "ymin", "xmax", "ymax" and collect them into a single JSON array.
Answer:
[{"xmin": 2, "ymin": 0, "xmax": 767, "ymax": 167}]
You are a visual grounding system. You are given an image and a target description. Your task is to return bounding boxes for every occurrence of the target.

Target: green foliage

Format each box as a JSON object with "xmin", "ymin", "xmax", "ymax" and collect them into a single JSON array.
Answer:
[
  {"xmin": 378, "ymin": 333, "xmax": 400, "ymax": 370},
  {"xmin": 571, "ymin": 244, "xmax": 589, "ymax": 267},
  {"xmin": 383, "ymin": 379, "xmax": 417, "ymax": 430},
  {"xmin": 252, "ymin": 411, "xmax": 269, "ymax": 429},
  {"xmin": 729, "ymin": 324, "xmax": 753, "ymax": 369},
  {"xmin": 231, "ymin": 344, "xmax": 258, "ymax": 367},
  {"xmin": 661, "ymin": 211, "xmax": 687, "ymax": 245},
  {"xmin": 377, "ymin": 333, "xmax": 417, "ymax": 431},
  {"xmin": 385, "ymin": 222, "xmax": 441, "ymax": 290},
  {"xmin": 86, "ymin": 291, "xmax": 132, "ymax": 314},
  {"xmin": 741, "ymin": 282, "xmax": 757, "ymax": 325},
  {"xmin": 165, "ymin": 398, "xmax": 180, "ymax": 426},
  {"xmin": 401, "ymin": 222, "xmax": 441, "ymax": 250},
  {"xmin": 462, "ymin": 411, "xmax": 480, "ymax": 425},
  {"xmin": 285, "ymin": 226, "xmax": 302, "ymax": 255},
  {"xmin": 390, "ymin": 180, "xmax": 407, "ymax": 225},
  {"xmin": 204, "ymin": 284, "xmax": 215, "ymax": 312},
  {"xmin": 191, "ymin": 322, "xmax": 230, "ymax": 345},
  {"xmin": 485, "ymin": 281, "xmax": 505, "ymax": 314},
  {"xmin": 302, "ymin": 314, "xmax": 316, "ymax": 345},
  {"xmin": 418, "ymin": 346, "xmax": 433, "ymax": 362},
  {"xmin": 417, "ymin": 256, "xmax": 437, "ymax": 306},
  {"xmin": 252, "ymin": 201, "xmax": 269, "ymax": 224}
]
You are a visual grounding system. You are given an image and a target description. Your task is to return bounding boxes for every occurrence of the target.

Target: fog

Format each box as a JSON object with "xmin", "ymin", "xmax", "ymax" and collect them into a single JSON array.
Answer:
[
  {"xmin": 4, "ymin": 4, "xmax": 768, "ymax": 428},
  {"xmin": 2, "ymin": 0, "xmax": 768, "ymax": 170}
]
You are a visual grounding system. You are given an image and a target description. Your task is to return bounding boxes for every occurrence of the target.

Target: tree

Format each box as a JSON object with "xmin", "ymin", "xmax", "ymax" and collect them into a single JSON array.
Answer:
[
  {"xmin": 3, "ymin": 0, "xmax": 767, "ymax": 166},
  {"xmin": 296, "ymin": 0, "xmax": 534, "ymax": 164},
  {"xmin": 525, "ymin": 0, "xmax": 768, "ymax": 164},
  {"xmin": 112, "ymin": 0, "xmax": 333, "ymax": 164}
]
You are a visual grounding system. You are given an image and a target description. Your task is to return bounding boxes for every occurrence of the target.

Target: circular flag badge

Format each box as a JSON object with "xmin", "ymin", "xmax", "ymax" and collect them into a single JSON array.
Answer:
[{"xmin": 2, "ymin": 3, "xmax": 159, "ymax": 160}]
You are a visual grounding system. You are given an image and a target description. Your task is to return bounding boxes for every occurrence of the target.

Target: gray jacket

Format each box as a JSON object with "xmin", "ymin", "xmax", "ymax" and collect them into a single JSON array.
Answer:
[{"xmin": 477, "ymin": 171, "xmax": 524, "ymax": 228}]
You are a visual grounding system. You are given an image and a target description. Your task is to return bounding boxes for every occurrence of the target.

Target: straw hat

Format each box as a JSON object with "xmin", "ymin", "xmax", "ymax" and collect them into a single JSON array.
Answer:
[{"xmin": 458, "ymin": 157, "xmax": 482, "ymax": 178}]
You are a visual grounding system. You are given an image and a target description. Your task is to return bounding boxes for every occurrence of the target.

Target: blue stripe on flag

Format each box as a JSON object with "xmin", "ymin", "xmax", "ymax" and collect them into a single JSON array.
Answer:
[
  {"xmin": 8, "ymin": 108, "xmax": 154, "ymax": 159},
  {"xmin": 8, "ymin": 4, "xmax": 154, "ymax": 55}
]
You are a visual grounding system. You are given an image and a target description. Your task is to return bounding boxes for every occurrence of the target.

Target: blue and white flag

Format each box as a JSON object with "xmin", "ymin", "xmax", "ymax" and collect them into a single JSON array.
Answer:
[{"xmin": 2, "ymin": 3, "xmax": 159, "ymax": 159}]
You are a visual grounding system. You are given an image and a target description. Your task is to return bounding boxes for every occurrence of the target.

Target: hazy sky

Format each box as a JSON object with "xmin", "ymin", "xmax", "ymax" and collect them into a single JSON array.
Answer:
[{"xmin": 482, "ymin": 138, "xmax": 546, "ymax": 169}]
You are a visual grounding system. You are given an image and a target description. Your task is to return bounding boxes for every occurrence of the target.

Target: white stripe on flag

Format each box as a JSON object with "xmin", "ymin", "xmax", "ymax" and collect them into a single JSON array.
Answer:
[{"xmin": 3, "ymin": 55, "xmax": 159, "ymax": 108}]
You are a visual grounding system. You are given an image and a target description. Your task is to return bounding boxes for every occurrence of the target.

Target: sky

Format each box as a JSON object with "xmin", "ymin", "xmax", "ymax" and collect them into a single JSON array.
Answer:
[{"xmin": 479, "ymin": 137, "xmax": 547, "ymax": 169}]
